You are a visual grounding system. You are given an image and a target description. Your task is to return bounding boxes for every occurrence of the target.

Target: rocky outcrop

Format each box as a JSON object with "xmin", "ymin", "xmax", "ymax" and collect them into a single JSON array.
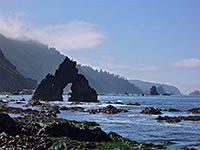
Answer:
[
  {"xmin": 38, "ymin": 121, "xmax": 111, "ymax": 142},
  {"xmin": 31, "ymin": 57, "xmax": 98, "ymax": 102},
  {"xmin": 141, "ymin": 107, "xmax": 162, "ymax": 115},
  {"xmin": 189, "ymin": 90, "xmax": 200, "ymax": 96},
  {"xmin": 150, "ymin": 86, "xmax": 159, "ymax": 95}
]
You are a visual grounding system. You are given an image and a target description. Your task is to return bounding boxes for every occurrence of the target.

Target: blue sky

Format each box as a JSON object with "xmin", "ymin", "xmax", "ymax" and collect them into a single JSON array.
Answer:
[{"xmin": 0, "ymin": 0, "xmax": 200, "ymax": 94}]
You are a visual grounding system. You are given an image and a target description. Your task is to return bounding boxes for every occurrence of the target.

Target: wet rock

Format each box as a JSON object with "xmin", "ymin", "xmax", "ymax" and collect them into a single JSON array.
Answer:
[
  {"xmin": 181, "ymin": 147, "xmax": 197, "ymax": 150},
  {"xmin": 38, "ymin": 121, "xmax": 111, "ymax": 142},
  {"xmin": 68, "ymin": 107, "xmax": 85, "ymax": 111},
  {"xmin": 0, "ymin": 132, "xmax": 54, "ymax": 149},
  {"xmin": 168, "ymin": 108, "xmax": 183, "ymax": 112},
  {"xmin": 86, "ymin": 105, "xmax": 128, "ymax": 114},
  {"xmin": 0, "ymin": 113, "xmax": 20, "ymax": 135},
  {"xmin": 141, "ymin": 107, "xmax": 162, "ymax": 115},
  {"xmin": 70, "ymin": 102, "xmax": 82, "ymax": 105},
  {"xmin": 114, "ymin": 102, "xmax": 123, "ymax": 104},
  {"xmin": 156, "ymin": 115, "xmax": 200, "ymax": 123},
  {"xmin": 24, "ymin": 99, "xmax": 42, "ymax": 107},
  {"xmin": 187, "ymin": 108, "xmax": 200, "ymax": 114},
  {"xmin": 31, "ymin": 57, "xmax": 98, "ymax": 102},
  {"xmin": 127, "ymin": 102, "xmax": 141, "ymax": 106},
  {"xmin": 106, "ymin": 101, "xmax": 113, "ymax": 104}
]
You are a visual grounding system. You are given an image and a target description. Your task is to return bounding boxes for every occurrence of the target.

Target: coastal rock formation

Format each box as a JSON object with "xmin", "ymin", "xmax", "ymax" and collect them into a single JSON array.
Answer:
[
  {"xmin": 141, "ymin": 107, "xmax": 162, "ymax": 115},
  {"xmin": 189, "ymin": 90, "xmax": 200, "ymax": 96},
  {"xmin": 31, "ymin": 57, "xmax": 98, "ymax": 102},
  {"xmin": 150, "ymin": 86, "xmax": 159, "ymax": 95}
]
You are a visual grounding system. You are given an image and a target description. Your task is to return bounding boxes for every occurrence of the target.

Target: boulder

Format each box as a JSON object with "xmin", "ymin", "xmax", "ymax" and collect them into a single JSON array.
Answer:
[
  {"xmin": 30, "ymin": 57, "xmax": 98, "ymax": 102},
  {"xmin": 0, "ymin": 113, "xmax": 20, "ymax": 135},
  {"xmin": 141, "ymin": 107, "xmax": 162, "ymax": 115}
]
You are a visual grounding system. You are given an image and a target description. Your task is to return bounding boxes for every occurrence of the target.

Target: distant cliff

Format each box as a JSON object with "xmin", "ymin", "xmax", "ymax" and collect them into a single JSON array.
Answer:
[
  {"xmin": 0, "ymin": 34, "xmax": 141, "ymax": 94},
  {"xmin": 129, "ymin": 80, "xmax": 181, "ymax": 95},
  {"xmin": 0, "ymin": 49, "xmax": 36, "ymax": 92}
]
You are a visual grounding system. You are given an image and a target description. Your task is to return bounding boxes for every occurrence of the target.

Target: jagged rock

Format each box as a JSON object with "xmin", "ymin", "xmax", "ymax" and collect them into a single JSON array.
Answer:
[
  {"xmin": 141, "ymin": 107, "xmax": 162, "ymax": 115},
  {"xmin": 38, "ymin": 121, "xmax": 111, "ymax": 142},
  {"xmin": 30, "ymin": 57, "xmax": 98, "ymax": 102},
  {"xmin": 68, "ymin": 74, "xmax": 98, "ymax": 102},
  {"xmin": 150, "ymin": 86, "xmax": 159, "ymax": 95},
  {"xmin": 0, "ymin": 113, "xmax": 20, "ymax": 135}
]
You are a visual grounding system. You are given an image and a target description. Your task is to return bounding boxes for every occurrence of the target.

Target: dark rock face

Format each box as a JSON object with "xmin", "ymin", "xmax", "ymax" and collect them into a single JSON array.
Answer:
[
  {"xmin": 38, "ymin": 121, "xmax": 111, "ymax": 142},
  {"xmin": 68, "ymin": 74, "xmax": 98, "ymax": 102},
  {"xmin": 0, "ymin": 113, "xmax": 20, "ymax": 135},
  {"xmin": 150, "ymin": 86, "xmax": 159, "ymax": 95},
  {"xmin": 141, "ymin": 107, "xmax": 162, "ymax": 115},
  {"xmin": 31, "ymin": 57, "xmax": 98, "ymax": 102}
]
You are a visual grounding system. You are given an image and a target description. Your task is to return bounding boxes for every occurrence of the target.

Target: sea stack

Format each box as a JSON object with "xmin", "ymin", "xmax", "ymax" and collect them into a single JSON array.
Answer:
[
  {"xmin": 31, "ymin": 57, "xmax": 98, "ymax": 102},
  {"xmin": 150, "ymin": 86, "xmax": 159, "ymax": 95}
]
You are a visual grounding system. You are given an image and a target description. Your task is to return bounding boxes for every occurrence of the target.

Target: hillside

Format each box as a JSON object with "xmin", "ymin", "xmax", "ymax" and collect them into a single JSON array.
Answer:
[
  {"xmin": 0, "ymin": 49, "xmax": 36, "ymax": 92},
  {"xmin": 0, "ymin": 34, "xmax": 141, "ymax": 94},
  {"xmin": 129, "ymin": 80, "xmax": 181, "ymax": 95},
  {"xmin": 78, "ymin": 65, "xmax": 141, "ymax": 94}
]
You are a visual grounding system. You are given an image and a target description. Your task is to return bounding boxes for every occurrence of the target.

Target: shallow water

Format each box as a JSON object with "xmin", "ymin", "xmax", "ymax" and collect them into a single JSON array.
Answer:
[{"xmin": 1, "ymin": 95, "xmax": 200, "ymax": 149}]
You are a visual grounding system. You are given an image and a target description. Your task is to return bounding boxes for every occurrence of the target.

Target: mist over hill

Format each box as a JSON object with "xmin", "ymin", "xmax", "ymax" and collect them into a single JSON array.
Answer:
[
  {"xmin": 129, "ymin": 80, "xmax": 181, "ymax": 95},
  {"xmin": 0, "ymin": 34, "xmax": 141, "ymax": 94}
]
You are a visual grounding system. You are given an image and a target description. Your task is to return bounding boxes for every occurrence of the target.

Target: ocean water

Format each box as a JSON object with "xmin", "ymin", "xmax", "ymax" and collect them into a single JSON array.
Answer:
[{"xmin": 1, "ymin": 95, "xmax": 200, "ymax": 149}]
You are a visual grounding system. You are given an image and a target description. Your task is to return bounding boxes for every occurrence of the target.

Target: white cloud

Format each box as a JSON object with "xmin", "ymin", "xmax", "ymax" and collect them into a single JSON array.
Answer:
[
  {"xmin": 172, "ymin": 58, "xmax": 200, "ymax": 68},
  {"xmin": 0, "ymin": 14, "xmax": 106, "ymax": 51}
]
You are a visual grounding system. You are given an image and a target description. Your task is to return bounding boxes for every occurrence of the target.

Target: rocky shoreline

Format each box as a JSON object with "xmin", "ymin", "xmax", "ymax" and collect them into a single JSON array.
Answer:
[{"xmin": 0, "ymin": 99, "xmax": 199, "ymax": 150}]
